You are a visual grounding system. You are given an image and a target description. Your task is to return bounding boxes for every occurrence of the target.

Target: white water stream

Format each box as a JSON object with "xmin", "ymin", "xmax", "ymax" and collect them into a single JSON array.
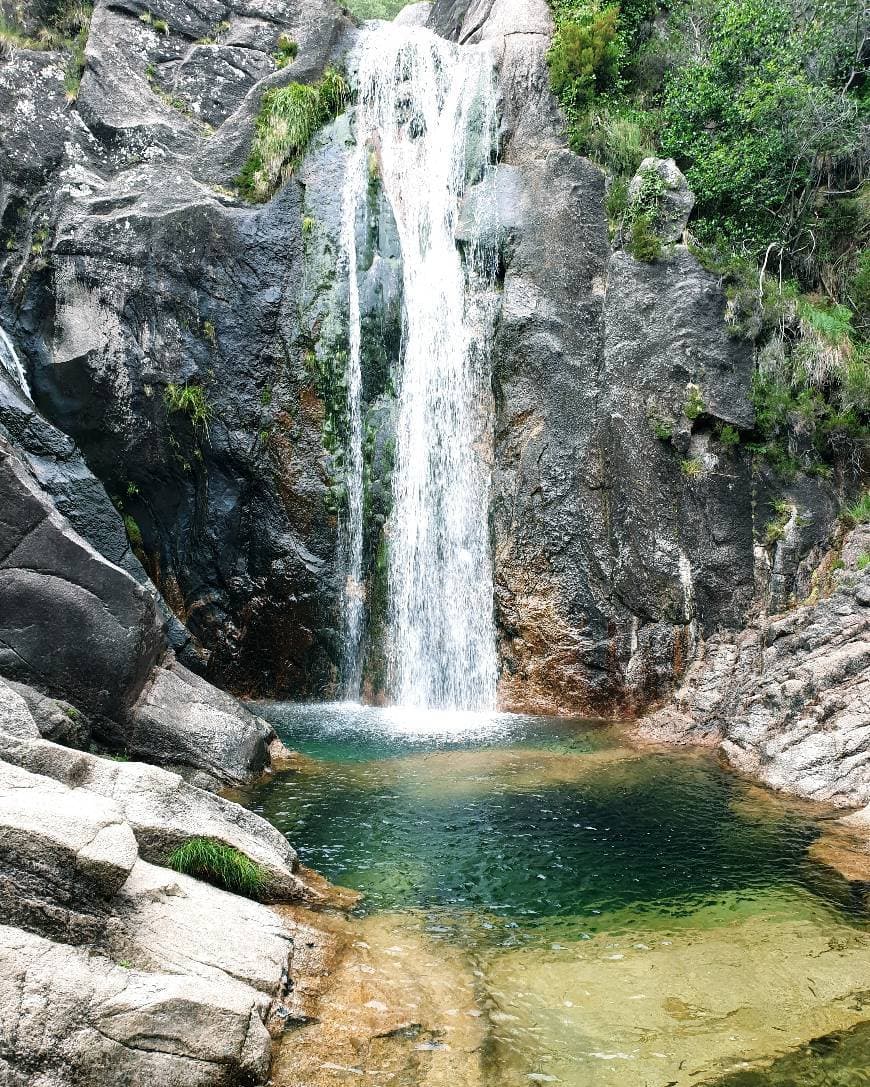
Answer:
[
  {"xmin": 0, "ymin": 324, "xmax": 31, "ymax": 399},
  {"xmin": 341, "ymin": 21, "xmax": 500, "ymax": 710}
]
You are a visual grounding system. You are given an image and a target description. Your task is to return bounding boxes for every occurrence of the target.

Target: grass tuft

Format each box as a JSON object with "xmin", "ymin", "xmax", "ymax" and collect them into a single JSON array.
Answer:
[
  {"xmin": 164, "ymin": 381, "xmax": 213, "ymax": 433},
  {"xmin": 843, "ymin": 491, "xmax": 870, "ymax": 527},
  {"xmin": 237, "ymin": 68, "xmax": 348, "ymax": 203},
  {"xmin": 167, "ymin": 837, "xmax": 267, "ymax": 898}
]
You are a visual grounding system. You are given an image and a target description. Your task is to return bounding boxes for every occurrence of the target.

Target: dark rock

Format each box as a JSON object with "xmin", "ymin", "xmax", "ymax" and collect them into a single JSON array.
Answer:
[{"xmin": 0, "ymin": 436, "xmax": 164, "ymax": 720}]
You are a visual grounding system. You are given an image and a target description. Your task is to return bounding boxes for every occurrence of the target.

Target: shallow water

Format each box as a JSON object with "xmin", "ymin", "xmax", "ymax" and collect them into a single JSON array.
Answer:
[{"xmin": 248, "ymin": 703, "xmax": 870, "ymax": 1085}]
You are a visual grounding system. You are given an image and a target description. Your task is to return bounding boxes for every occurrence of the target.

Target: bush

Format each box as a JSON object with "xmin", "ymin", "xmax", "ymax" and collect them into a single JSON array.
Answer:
[
  {"xmin": 238, "ymin": 69, "xmax": 348, "ymax": 202},
  {"xmin": 274, "ymin": 32, "xmax": 297, "ymax": 68},
  {"xmin": 628, "ymin": 211, "xmax": 661, "ymax": 261},
  {"xmin": 167, "ymin": 838, "xmax": 267, "ymax": 898},
  {"xmin": 547, "ymin": 3, "xmax": 620, "ymax": 108}
]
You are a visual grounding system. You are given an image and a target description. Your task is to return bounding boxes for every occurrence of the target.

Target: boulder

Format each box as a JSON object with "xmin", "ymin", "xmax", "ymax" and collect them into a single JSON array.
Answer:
[
  {"xmin": 5, "ymin": 679, "xmax": 91, "ymax": 748},
  {"xmin": 114, "ymin": 859, "xmax": 295, "ymax": 993},
  {"xmin": 0, "ymin": 437, "xmax": 164, "ymax": 721},
  {"xmin": 0, "ymin": 924, "xmax": 272, "ymax": 1087},
  {"xmin": 0, "ymin": 732, "xmax": 314, "ymax": 901},
  {"xmin": 627, "ymin": 156, "xmax": 695, "ymax": 244},
  {"xmin": 0, "ymin": 677, "xmax": 38, "ymax": 739},
  {"xmin": 122, "ymin": 657, "xmax": 276, "ymax": 786},
  {"xmin": 0, "ymin": 760, "xmax": 138, "ymax": 941}
]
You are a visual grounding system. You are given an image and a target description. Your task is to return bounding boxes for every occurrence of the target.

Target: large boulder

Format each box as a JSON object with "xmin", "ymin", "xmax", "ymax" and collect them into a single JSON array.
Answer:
[
  {"xmin": 0, "ymin": 437, "xmax": 164, "ymax": 720},
  {"xmin": 0, "ymin": 924, "xmax": 273, "ymax": 1087},
  {"xmin": 123, "ymin": 657, "xmax": 277, "ymax": 786},
  {"xmin": 0, "ymin": 731, "xmax": 314, "ymax": 901},
  {"xmin": 627, "ymin": 156, "xmax": 695, "ymax": 244},
  {"xmin": 0, "ymin": 760, "xmax": 138, "ymax": 942}
]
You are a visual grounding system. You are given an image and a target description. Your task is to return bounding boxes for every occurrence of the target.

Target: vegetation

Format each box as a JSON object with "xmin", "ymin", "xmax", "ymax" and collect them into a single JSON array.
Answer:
[
  {"xmin": 858, "ymin": 551, "xmax": 870, "ymax": 570},
  {"xmin": 681, "ymin": 456, "xmax": 703, "ymax": 478},
  {"xmin": 237, "ymin": 69, "xmax": 348, "ymax": 202},
  {"xmin": 844, "ymin": 491, "xmax": 870, "ymax": 526},
  {"xmin": 164, "ymin": 381, "xmax": 213, "ymax": 433},
  {"xmin": 273, "ymin": 32, "xmax": 298, "ymax": 68},
  {"xmin": 764, "ymin": 499, "xmax": 793, "ymax": 544},
  {"xmin": 683, "ymin": 384, "xmax": 705, "ymax": 422},
  {"xmin": 0, "ymin": 2, "xmax": 92, "ymax": 100},
  {"xmin": 545, "ymin": 0, "xmax": 868, "ymax": 478},
  {"xmin": 339, "ymin": 0, "xmax": 408, "ymax": 18},
  {"xmin": 123, "ymin": 514, "xmax": 143, "ymax": 550},
  {"xmin": 167, "ymin": 838, "xmax": 268, "ymax": 898}
]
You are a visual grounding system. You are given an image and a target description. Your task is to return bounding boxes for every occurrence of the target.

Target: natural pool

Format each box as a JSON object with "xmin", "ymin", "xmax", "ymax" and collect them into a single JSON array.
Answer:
[{"xmin": 247, "ymin": 703, "xmax": 870, "ymax": 1086}]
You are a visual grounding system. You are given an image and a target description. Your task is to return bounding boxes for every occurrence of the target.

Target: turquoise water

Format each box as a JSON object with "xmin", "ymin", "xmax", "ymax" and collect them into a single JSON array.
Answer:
[{"xmin": 247, "ymin": 702, "xmax": 870, "ymax": 1085}]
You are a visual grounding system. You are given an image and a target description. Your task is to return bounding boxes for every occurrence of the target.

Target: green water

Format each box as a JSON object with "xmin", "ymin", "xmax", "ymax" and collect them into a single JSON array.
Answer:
[{"xmin": 247, "ymin": 702, "xmax": 870, "ymax": 1085}]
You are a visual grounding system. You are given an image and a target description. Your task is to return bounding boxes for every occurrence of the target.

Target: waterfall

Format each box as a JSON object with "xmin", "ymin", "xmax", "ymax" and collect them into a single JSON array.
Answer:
[
  {"xmin": 0, "ymin": 324, "xmax": 31, "ymax": 399},
  {"xmin": 341, "ymin": 21, "xmax": 500, "ymax": 710}
]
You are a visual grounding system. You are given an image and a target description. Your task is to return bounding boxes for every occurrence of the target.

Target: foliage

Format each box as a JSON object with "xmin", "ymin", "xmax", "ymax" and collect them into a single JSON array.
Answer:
[
  {"xmin": 547, "ymin": 3, "xmax": 621, "ymax": 109},
  {"xmin": 167, "ymin": 838, "xmax": 267, "ymax": 899},
  {"xmin": 683, "ymin": 384, "xmax": 705, "ymax": 421},
  {"xmin": 164, "ymin": 381, "xmax": 213, "ymax": 433},
  {"xmin": 718, "ymin": 423, "xmax": 740, "ymax": 446},
  {"xmin": 659, "ymin": 0, "xmax": 864, "ymax": 257},
  {"xmin": 123, "ymin": 514, "xmax": 143, "ymax": 550},
  {"xmin": 858, "ymin": 552, "xmax": 870, "ymax": 570},
  {"xmin": 628, "ymin": 211, "xmax": 661, "ymax": 261},
  {"xmin": 341, "ymin": 0, "xmax": 407, "ymax": 17},
  {"xmin": 764, "ymin": 499, "xmax": 792, "ymax": 544},
  {"xmin": 681, "ymin": 457, "xmax": 703, "ymax": 477},
  {"xmin": 274, "ymin": 32, "xmax": 297, "ymax": 68},
  {"xmin": 237, "ymin": 69, "xmax": 348, "ymax": 202}
]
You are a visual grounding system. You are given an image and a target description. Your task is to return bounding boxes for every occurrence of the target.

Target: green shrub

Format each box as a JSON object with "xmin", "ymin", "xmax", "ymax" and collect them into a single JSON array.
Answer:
[
  {"xmin": 764, "ymin": 499, "xmax": 793, "ymax": 544},
  {"xmin": 718, "ymin": 423, "xmax": 740, "ymax": 446},
  {"xmin": 628, "ymin": 211, "xmax": 661, "ymax": 261},
  {"xmin": 547, "ymin": 3, "xmax": 620, "ymax": 108},
  {"xmin": 274, "ymin": 32, "xmax": 297, "ymax": 68},
  {"xmin": 683, "ymin": 384, "xmax": 704, "ymax": 421},
  {"xmin": 237, "ymin": 69, "xmax": 348, "ymax": 203},
  {"xmin": 164, "ymin": 381, "xmax": 213, "ymax": 433},
  {"xmin": 857, "ymin": 552, "xmax": 870, "ymax": 571},
  {"xmin": 123, "ymin": 514, "xmax": 143, "ymax": 550},
  {"xmin": 681, "ymin": 457, "xmax": 703, "ymax": 478},
  {"xmin": 167, "ymin": 838, "xmax": 268, "ymax": 898}
]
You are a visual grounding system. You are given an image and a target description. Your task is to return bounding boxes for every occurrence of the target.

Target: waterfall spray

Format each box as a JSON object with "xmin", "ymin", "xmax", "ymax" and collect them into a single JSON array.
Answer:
[{"xmin": 341, "ymin": 22, "xmax": 500, "ymax": 710}]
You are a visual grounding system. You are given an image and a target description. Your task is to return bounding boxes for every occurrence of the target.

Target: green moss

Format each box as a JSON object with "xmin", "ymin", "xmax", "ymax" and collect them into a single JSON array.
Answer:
[
  {"xmin": 718, "ymin": 423, "xmax": 740, "ymax": 447},
  {"xmin": 260, "ymin": 385, "xmax": 273, "ymax": 406},
  {"xmin": 166, "ymin": 837, "xmax": 268, "ymax": 899},
  {"xmin": 237, "ymin": 69, "xmax": 348, "ymax": 203},
  {"xmin": 680, "ymin": 457, "xmax": 703, "ymax": 478},
  {"xmin": 857, "ymin": 552, "xmax": 870, "ymax": 571},
  {"xmin": 202, "ymin": 319, "xmax": 216, "ymax": 345},
  {"xmin": 123, "ymin": 514, "xmax": 143, "ymax": 550}
]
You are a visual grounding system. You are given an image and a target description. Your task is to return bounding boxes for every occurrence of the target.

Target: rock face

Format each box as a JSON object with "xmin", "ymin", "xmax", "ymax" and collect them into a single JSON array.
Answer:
[
  {"xmin": 0, "ymin": 742, "xmax": 330, "ymax": 1085},
  {"xmin": 2, "ymin": 0, "xmax": 356, "ymax": 700},
  {"xmin": 637, "ymin": 526, "xmax": 870, "ymax": 806},
  {"xmin": 0, "ymin": 0, "xmax": 850, "ymax": 719}
]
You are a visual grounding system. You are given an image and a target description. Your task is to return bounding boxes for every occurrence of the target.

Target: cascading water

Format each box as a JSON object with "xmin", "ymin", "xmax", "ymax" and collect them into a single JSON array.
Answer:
[
  {"xmin": 341, "ymin": 21, "xmax": 500, "ymax": 710},
  {"xmin": 0, "ymin": 324, "xmax": 31, "ymax": 399}
]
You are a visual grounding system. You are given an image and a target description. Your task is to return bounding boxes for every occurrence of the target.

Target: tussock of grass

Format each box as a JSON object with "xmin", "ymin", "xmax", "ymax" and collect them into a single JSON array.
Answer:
[
  {"xmin": 167, "ymin": 837, "xmax": 268, "ymax": 898},
  {"xmin": 843, "ymin": 491, "xmax": 870, "ymax": 527},
  {"xmin": 164, "ymin": 381, "xmax": 212, "ymax": 433},
  {"xmin": 237, "ymin": 68, "xmax": 347, "ymax": 203}
]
